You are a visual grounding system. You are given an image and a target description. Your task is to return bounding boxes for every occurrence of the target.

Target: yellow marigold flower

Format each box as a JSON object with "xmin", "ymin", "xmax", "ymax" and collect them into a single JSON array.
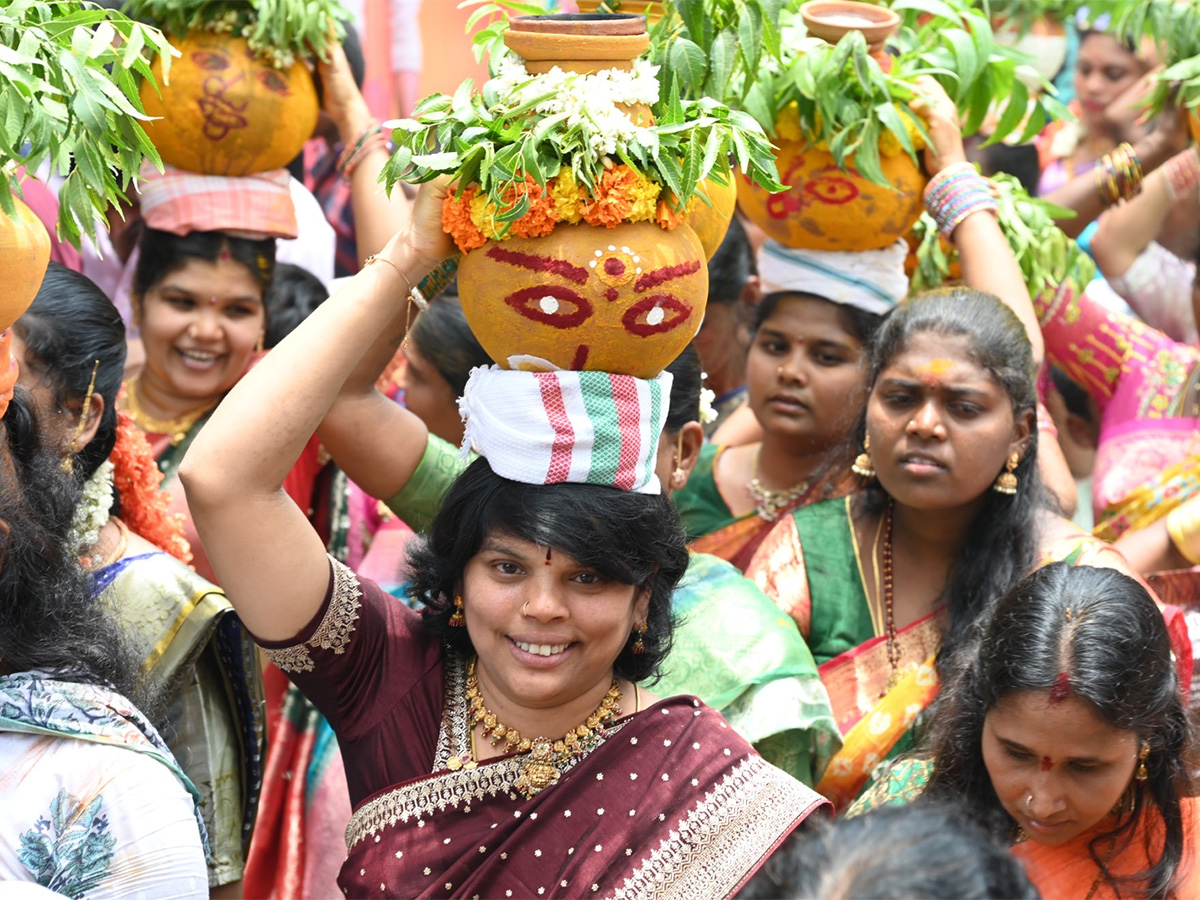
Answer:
[
  {"xmin": 625, "ymin": 172, "xmax": 661, "ymax": 222},
  {"xmin": 548, "ymin": 169, "xmax": 586, "ymax": 224}
]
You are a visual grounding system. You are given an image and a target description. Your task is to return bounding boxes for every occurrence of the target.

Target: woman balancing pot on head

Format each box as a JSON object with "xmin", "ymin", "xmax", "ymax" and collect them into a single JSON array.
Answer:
[
  {"xmin": 859, "ymin": 564, "xmax": 1199, "ymax": 899},
  {"xmin": 744, "ymin": 78, "xmax": 1194, "ymax": 812},
  {"xmin": 178, "ymin": 179, "xmax": 829, "ymax": 896},
  {"xmin": 120, "ymin": 167, "xmax": 340, "ymax": 584}
]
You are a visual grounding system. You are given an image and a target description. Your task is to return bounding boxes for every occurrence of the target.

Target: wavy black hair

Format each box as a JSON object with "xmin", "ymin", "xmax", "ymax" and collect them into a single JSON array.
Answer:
[
  {"xmin": 664, "ymin": 343, "xmax": 702, "ymax": 434},
  {"xmin": 407, "ymin": 456, "xmax": 689, "ymax": 683},
  {"xmin": 409, "ymin": 290, "xmax": 490, "ymax": 398},
  {"xmin": 134, "ymin": 228, "xmax": 276, "ymax": 307},
  {"xmin": 0, "ymin": 388, "xmax": 138, "ymax": 699},
  {"xmin": 925, "ymin": 563, "xmax": 1191, "ymax": 899},
  {"xmin": 738, "ymin": 800, "xmax": 1039, "ymax": 899},
  {"xmin": 15, "ymin": 263, "xmax": 127, "ymax": 483},
  {"xmin": 858, "ymin": 288, "xmax": 1045, "ymax": 672},
  {"xmin": 263, "ymin": 263, "xmax": 328, "ymax": 348}
]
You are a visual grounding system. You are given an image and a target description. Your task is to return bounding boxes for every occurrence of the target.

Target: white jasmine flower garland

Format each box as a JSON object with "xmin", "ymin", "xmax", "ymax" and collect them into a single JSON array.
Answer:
[{"xmin": 68, "ymin": 459, "xmax": 115, "ymax": 556}]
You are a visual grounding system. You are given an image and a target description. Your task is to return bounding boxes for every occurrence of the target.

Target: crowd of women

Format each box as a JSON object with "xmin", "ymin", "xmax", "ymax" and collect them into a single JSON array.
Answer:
[{"xmin": 3, "ymin": 6, "xmax": 1200, "ymax": 900}]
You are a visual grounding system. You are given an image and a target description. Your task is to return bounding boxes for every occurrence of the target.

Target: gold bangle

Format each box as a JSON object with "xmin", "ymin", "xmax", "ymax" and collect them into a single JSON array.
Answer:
[
  {"xmin": 1166, "ymin": 496, "xmax": 1200, "ymax": 566},
  {"xmin": 363, "ymin": 254, "xmax": 428, "ymax": 310}
]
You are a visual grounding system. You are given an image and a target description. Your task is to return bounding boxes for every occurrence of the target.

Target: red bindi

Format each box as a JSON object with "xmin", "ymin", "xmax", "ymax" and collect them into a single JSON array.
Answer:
[
  {"xmin": 544, "ymin": 546, "xmax": 552, "ymax": 566},
  {"xmin": 1049, "ymin": 672, "xmax": 1071, "ymax": 702},
  {"xmin": 1040, "ymin": 756, "xmax": 1053, "ymax": 771}
]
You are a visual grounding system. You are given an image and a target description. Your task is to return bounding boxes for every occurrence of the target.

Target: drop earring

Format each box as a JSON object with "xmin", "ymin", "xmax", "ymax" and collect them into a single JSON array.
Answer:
[
  {"xmin": 631, "ymin": 622, "xmax": 647, "ymax": 654},
  {"xmin": 993, "ymin": 451, "xmax": 1020, "ymax": 495},
  {"xmin": 61, "ymin": 360, "xmax": 99, "ymax": 476},
  {"xmin": 668, "ymin": 431, "xmax": 686, "ymax": 490},
  {"xmin": 852, "ymin": 435, "xmax": 875, "ymax": 479},
  {"xmin": 449, "ymin": 594, "xmax": 465, "ymax": 627}
]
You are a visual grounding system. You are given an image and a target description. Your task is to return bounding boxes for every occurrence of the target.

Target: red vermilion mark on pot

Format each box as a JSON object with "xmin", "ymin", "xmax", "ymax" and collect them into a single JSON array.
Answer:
[
  {"xmin": 622, "ymin": 295, "xmax": 691, "ymax": 337},
  {"xmin": 571, "ymin": 345, "xmax": 590, "ymax": 368},
  {"xmin": 504, "ymin": 286, "xmax": 593, "ymax": 329},
  {"xmin": 633, "ymin": 260, "xmax": 701, "ymax": 293},
  {"xmin": 805, "ymin": 171, "xmax": 860, "ymax": 205},
  {"xmin": 487, "ymin": 245, "xmax": 589, "ymax": 285},
  {"xmin": 198, "ymin": 70, "xmax": 250, "ymax": 141}
]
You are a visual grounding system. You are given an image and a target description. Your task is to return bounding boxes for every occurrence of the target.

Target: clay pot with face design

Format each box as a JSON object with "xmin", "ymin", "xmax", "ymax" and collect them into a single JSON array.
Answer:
[
  {"xmin": 738, "ymin": 143, "xmax": 925, "ymax": 251},
  {"xmin": 686, "ymin": 175, "xmax": 738, "ymax": 261},
  {"xmin": 0, "ymin": 194, "xmax": 50, "ymax": 416},
  {"xmin": 456, "ymin": 220, "xmax": 707, "ymax": 377},
  {"xmin": 140, "ymin": 32, "xmax": 319, "ymax": 176}
]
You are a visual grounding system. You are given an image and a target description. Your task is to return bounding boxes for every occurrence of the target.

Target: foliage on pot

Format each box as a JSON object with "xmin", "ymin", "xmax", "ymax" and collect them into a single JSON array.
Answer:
[
  {"xmin": 382, "ymin": 40, "xmax": 783, "ymax": 253},
  {"xmin": 985, "ymin": 0, "xmax": 1078, "ymax": 36},
  {"xmin": 121, "ymin": 0, "xmax": 350, "ymax": 69},
  {"xmin": 740, "ymin": 0, "xmax": 1070, "ymax": 188},
  {"xmin": 0, "ymin": 0, "xmax": 174, "ymax": 242},
  {"xmin": 908, "ymin": 171, "xmax": 1093, "ymax": 298}
]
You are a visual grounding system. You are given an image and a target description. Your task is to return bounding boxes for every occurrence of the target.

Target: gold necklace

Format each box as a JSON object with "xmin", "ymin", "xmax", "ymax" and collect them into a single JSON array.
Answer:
[
  {"xmin": 124, "ymin": 377, "xmax": 218, "ymax": 447},
  {"xmin": 447, "ymin": 658, "xmax": 622, "ymax": 799},
  {"xmin": 746, "ymin": 452, "xmax": 808, "ymax": 521}
]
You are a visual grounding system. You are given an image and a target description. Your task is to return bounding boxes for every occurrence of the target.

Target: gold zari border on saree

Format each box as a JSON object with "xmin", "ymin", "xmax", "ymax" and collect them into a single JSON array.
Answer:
[
  {"xmin": 607, "ymin": 755, "xmax": 817, "ymax": 900},
  {"xmin": 262, "ymin": 556, "xmax": 362, "ymax": 673}
]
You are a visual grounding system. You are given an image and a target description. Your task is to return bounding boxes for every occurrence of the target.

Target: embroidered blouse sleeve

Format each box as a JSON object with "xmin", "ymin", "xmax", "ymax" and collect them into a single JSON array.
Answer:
[{"xmin": 254, "ymin": 556, "xmax": 441, "ymax": 740}]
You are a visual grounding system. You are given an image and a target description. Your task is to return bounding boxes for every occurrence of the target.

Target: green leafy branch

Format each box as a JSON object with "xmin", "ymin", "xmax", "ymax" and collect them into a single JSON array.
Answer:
[
  {"xmin": 382, "ymin": 74, "xmax": 782, "ymax": 232},
  {"xmin": 121, "ymin": 0, "xmax": 352, "ymax": 66},
  {"xmin": 460, "ymin": 0, "xmax": 556, "ymax": 68},
  {"xmin": 1101, "ymin": 0, "xmax": 1200, "ymax": 118},
  {"xmin": 982, "ymin": 0, "xmax": 1079, "ymax": 36},
  {"xmin": 910, "ymin": 171, "xmax": 1093, "ymax": 296},
  {"xmin": 0, "ymin": 0, "xmax": 176, "ymax": 245}
]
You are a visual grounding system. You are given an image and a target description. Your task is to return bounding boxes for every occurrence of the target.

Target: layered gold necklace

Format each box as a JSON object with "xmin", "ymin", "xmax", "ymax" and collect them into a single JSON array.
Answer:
[
  {"xmin": 124, "ymin": 376, "xmax": 219, "ymax": 446},
  {"xmin": 446, "ymin": 658, "xmax": 623, "ymax": 799}
]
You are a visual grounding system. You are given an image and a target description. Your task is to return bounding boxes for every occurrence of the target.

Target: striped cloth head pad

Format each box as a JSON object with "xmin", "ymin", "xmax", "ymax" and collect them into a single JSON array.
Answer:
[
  {"xmin": 757, "ymin": 238, "xmax": 909, "ymax": 315},
  {"xmin": 458, "ymin": 366, "xmax": 673, "ymax": 494},
  {"xmin": 137, "ymin": 161, "xmax": 298, "ymax": 240}
]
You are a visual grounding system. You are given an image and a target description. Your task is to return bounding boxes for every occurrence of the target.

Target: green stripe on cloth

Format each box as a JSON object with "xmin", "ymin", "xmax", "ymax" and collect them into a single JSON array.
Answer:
[{"xmin": 579, "ymin": 371, "xmax": 621, "ymax": 486}]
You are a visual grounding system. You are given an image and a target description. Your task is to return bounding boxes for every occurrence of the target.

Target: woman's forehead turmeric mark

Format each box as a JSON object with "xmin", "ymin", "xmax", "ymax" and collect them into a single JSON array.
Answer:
[
  {"xmin": 917, "ymin": 358, "xmax": 956, "ymax": 387},
  {"xmin": 1040, "ymin": 756, "xmax": 1053, "ymax": 771}
]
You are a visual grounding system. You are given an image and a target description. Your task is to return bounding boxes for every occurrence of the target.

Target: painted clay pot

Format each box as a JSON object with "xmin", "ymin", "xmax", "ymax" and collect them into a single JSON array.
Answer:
[
  {"xmin": 456, "ymin": 220, "xmax": 708, "ymax": 377},
  {"xmin": 504, "ymin": 14, "xmax": 652, "ymax": 124},
  {"xmin": 574, "ymin": 0, "xmax": 665, "ymax": 27},
  {"xmin": 0, "ymin": 194, "xmax": 51, "ymax": 332},
  {"xmin": 1189, "ymin": 108, "xmax": 1200, "ymax": 145},
  {"xmin": 738, "ymin": 142, "xmax": 925, "ymax": 251},
  {"xmin": 140, "ymin": 32, "xmax": 319, "ymax": 176},
  {"xmin": 686, "ymin": 174, "xmax": 738, "ymax": 261}
]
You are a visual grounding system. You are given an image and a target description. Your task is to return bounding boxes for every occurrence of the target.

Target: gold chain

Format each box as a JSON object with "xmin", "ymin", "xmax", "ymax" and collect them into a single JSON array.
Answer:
[
  {"xmin": 446, "ymin": 657, "xmax": 622, "ymax": 799},
  {"xmin": 124, "ymin": 376, "xmax": 218, "ymax": 446}
]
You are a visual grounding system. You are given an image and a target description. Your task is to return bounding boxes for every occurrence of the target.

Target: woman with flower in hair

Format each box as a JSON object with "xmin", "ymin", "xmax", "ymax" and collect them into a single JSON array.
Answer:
[
  {"xmin": 744, "ymin": 79, "xmax": 1192, "ymax": 813},
  {"xmin": 13, "ymin": 263, "xmax": 264, "ymax": 898}
]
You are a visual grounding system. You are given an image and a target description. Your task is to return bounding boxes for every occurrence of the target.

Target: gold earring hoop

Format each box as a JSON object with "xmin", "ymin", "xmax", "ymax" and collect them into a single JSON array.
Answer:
[
  {"xmin": 852, "ymin": 435, "xmax": 875, "ymax": 479},
  {"xmin": 993, "ymin": 451, "xmax": 1020, "ymax": 495},
  {"xmin": 449, "ymin": 594, "xmax": 465, "ymax": 627},
  {"xmin": 256, "ymin": 331, "xmax": 265, "ymax": 353}
]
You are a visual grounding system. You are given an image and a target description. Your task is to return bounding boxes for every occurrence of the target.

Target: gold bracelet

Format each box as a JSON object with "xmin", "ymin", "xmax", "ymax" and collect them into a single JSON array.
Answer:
[
  {"xmin": 363, "ymin": 254, "xmax": 428, "ymax": 310},
  {"xmin": 1166, "ymin": 496, "xmax": 1200, "ymax": 566}
]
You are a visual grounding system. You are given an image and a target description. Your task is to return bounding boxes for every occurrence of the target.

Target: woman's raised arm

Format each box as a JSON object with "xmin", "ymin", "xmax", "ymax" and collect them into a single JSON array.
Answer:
[
  {"xmin": 179, "ymin": 182, "xmax": 452, "ymax": 641},
  {"xmin": 912, "ymin": 77, "xmax": 1044, "ymax": 367}
]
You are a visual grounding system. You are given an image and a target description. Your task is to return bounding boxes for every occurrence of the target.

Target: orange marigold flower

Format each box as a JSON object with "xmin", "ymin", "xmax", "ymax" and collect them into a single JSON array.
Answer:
[
  {"xmin": 442, "ymin": 187, "xmax": 488, "ymax": 253},
  {"xmin": 656, "ymin": 193, "xmax": 688, "ymax": 230},
  {"xmin": 110, "ymin": 409, "xmax": 192, "ymax": 564},
  {"xmin": 508, "ymin": 175, "xmax": 560, "ymax": 239},
  {"xmin": 582, "ymin": 165, "xmax": 641, "ymax": 228}
]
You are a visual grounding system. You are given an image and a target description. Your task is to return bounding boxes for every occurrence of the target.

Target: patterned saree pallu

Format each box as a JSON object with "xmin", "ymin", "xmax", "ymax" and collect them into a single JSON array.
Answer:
[{"xmin": 342, "ymin": 656, "xmax": 824, "ymax": 900}]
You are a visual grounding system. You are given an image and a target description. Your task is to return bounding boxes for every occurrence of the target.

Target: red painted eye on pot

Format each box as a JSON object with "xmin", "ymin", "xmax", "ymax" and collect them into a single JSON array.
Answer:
[
  {"xmin": 192, "ymin": 51, "xmax": 231, "ymax": 71},
  {"xmin": 621, "ymin": 295, "xmax": 691, "ymax": 337},
  {"xmin": 504, "ymin": 286, "xmax": 594, "ymax": 329},
  {"xmin": 257, "ymin": 69, "xmax": 292, "ymax": 96}
]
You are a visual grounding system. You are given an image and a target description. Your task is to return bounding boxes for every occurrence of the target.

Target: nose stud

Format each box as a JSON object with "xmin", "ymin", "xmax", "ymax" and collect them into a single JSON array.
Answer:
[
  {"xmin": 522, "ymin": 601, "xmax": 529, "ymax": 617},
  {"xmin": 1025, "ymin": 793, "xmax": 1034, "ymax": 813}
]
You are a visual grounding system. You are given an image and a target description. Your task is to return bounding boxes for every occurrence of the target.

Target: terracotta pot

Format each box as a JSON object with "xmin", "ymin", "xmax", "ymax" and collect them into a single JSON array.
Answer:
[
  {"xmin": 1189, "ymin": 108, "xmax": 1200, "ymax": 145},
  {"xmin": 686, "ymin": 174, "xmax": 738, "ymax": 261},
  {"xmin": 801, "ymin": 0, "xmax": 900, "ymax": 69},
  {"xmin": 140, "ymin": 32, "xmax": 319, "ymax": 176},
  {"xmin": 574, "ymin": 0, "xmax": 665, "ymax": 27},
  {"xmin": 456, "ymin": 220, "xmax": 708, "ymax": 376},
  {"xmin": 504, "ymin": 14, "xmax": 652, "ymax": 125},
  {"xmin": 737, "ymin": 141, "xmax": 925, "ymax": 251},
  {"xmin": 0, "ymin": 193, "xmax": 51, "ymax": 332}
]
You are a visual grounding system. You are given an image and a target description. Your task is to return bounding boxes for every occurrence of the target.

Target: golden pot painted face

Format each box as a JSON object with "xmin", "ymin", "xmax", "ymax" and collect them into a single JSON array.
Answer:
[
  {"xmin": 457, "ymin": 221, "xmax": 707, "ymax": 378},
  {"xmin": 140, "ymin": 33, "xmax": 318, "ymax": 177}
]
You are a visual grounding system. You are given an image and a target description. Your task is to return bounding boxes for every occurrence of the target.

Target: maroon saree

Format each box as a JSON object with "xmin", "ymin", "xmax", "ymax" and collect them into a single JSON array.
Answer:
[
  {"xmin": 257, "ymin": 560, "xmax": 827, "ymax": 900},
  {"xmin": 343, "ymin": 659, "xmax": 825, "ymax": 898}
]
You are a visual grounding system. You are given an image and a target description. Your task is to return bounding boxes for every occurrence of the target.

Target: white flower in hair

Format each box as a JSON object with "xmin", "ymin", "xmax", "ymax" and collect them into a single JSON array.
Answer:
[{"xmin": 68, "ymin": 459, "xmax": 115, "ymax": 557}]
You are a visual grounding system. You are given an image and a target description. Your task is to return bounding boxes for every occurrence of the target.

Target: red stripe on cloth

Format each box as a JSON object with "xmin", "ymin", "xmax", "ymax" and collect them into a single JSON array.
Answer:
[
  {"xmin": 611, "ymin": 375, "xmax": 641, "ymax": 491},
  {"xmin": 537, "ymin": 373, "xmax": 575, "ymax": 484}
]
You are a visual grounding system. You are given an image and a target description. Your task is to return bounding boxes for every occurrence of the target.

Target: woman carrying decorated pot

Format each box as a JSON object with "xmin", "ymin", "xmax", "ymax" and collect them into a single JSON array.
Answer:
[
  {"xmin": 853, "ymin": 563, "xmax": 1199, "ymax": 899},
  {"xmin": 12, "ymin": 264, "xmax": 265, "ymax": 896},
  {"xmin": 178, "ymin": 171, "xmax": 829, "ymax": 895},
  {"xmin": 744, "ymin": 77, "xmax": 1193, "ymax": 813}
]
